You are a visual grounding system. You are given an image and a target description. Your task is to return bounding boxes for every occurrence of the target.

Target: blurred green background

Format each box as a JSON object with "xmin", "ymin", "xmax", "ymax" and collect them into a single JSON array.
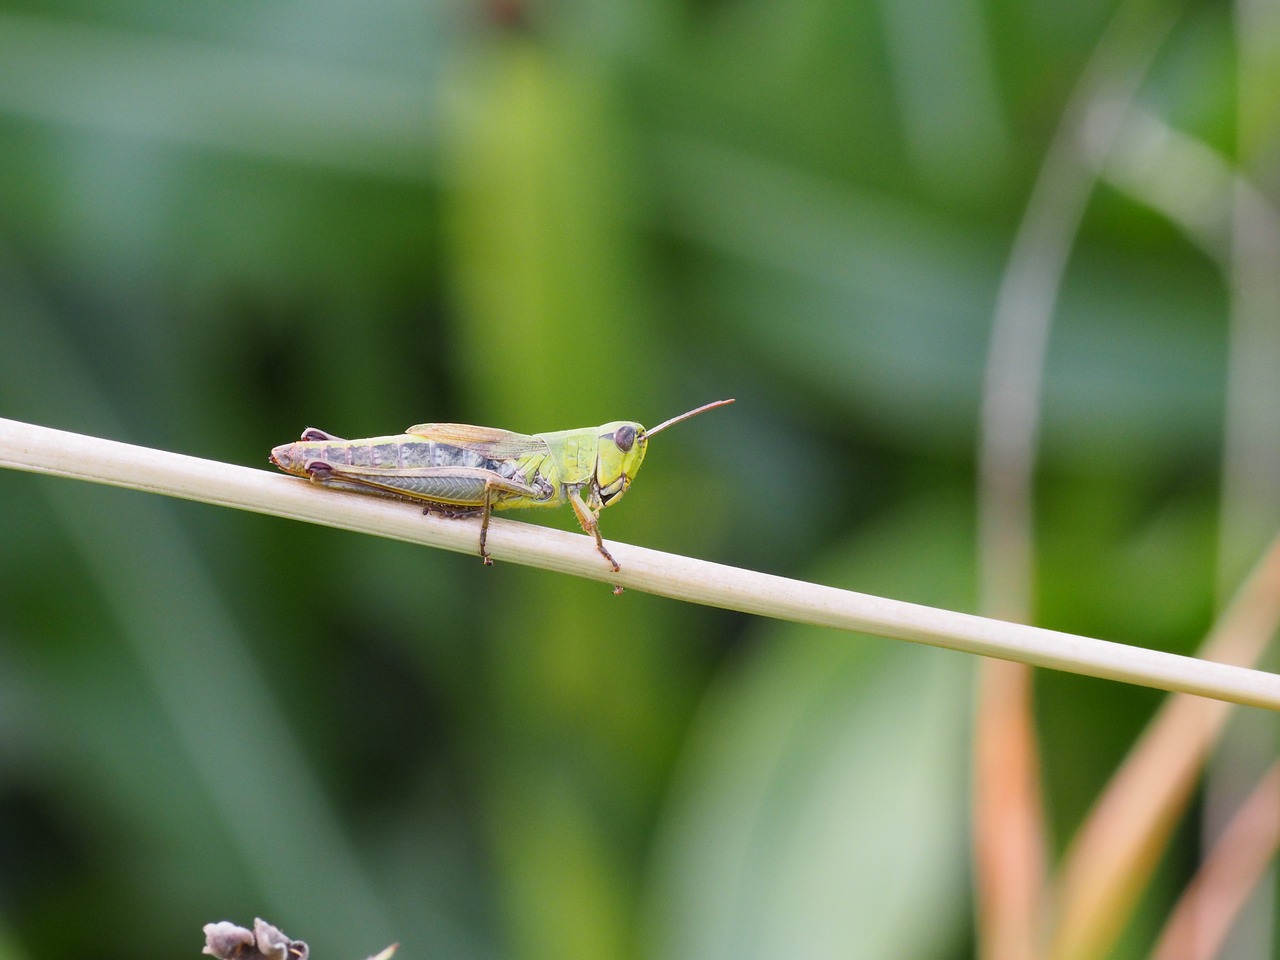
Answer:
[{"xmin": 0, "ymin": 0, "xmax": 1277, "ymax": 958}]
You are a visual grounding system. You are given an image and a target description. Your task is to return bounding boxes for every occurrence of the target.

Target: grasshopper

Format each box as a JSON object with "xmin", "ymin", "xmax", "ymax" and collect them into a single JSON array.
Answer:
[{"xmin": 270, "ymin": 399, "xmax": 734, "ymax": 573}]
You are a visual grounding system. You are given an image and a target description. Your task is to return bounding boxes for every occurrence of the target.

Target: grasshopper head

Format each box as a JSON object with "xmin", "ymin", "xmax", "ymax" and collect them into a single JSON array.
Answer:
[
  {"xmin": 593, "ymin": 399, "xmax": 736, "ymax": 508},
  {"xmin": 595, "ymin": 421, "xmax": 648, "ymax": 508}
]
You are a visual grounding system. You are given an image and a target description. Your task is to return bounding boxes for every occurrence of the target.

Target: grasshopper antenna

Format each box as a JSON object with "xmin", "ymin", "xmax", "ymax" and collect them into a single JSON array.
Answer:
[{"xmin": 645, "ymin": 398, "xmax": 735, "ymax": 438}]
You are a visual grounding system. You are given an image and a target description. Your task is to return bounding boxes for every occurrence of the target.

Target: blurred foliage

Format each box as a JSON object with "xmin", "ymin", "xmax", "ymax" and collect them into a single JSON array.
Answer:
[{"xmin": 0, "ymin": 1, "xmax": 1277, "ymax": 959}]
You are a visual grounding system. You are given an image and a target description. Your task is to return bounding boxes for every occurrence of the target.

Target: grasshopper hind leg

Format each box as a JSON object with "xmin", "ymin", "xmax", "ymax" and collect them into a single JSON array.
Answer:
[
  {"xmin": 478, "ymin": 484, "xmax": 495, "ymax": 566},
  {"xmin": 298, "ymin": 460, "xmax": 529, "ymax": 571}
]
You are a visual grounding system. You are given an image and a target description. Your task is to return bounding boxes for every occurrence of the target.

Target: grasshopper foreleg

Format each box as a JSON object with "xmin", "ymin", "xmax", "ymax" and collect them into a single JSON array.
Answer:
[{"xmin": 569, "ymin": 489, "xmax": 621, "ymax": 573}]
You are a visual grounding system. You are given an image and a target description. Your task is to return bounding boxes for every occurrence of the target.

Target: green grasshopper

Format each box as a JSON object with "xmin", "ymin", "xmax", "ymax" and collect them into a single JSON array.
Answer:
[{"xmin": 270, "ymin": 399, "xmax": 734, "ymax": 573}]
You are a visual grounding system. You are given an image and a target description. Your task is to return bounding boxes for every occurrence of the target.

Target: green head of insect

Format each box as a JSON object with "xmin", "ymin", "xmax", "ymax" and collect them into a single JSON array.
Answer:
[{"xmin": 593, "ymin": 399, "xmax": 735, "ymax": 508}]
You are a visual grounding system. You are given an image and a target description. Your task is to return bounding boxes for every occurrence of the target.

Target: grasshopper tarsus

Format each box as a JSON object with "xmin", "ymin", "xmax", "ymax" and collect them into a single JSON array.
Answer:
[
  {"xmin": 590, "ymin": 528, "xmax": 620, "ymax": 572},
  {"xmin": 420, "ymin": 503, "xmax": 481, "ymax": 520}
]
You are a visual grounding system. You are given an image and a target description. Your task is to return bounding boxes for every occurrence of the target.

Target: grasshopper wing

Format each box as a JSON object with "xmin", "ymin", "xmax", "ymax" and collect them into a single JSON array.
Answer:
[{"xmin": 404, "ymin": 423, "xmax": 544, "ymax": 460}]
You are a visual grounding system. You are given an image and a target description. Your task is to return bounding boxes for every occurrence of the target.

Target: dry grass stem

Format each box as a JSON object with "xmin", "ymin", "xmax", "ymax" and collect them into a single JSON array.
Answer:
[{"xmin": 2, "ymin": 416, "xmax": 1279, "ymax": 712}]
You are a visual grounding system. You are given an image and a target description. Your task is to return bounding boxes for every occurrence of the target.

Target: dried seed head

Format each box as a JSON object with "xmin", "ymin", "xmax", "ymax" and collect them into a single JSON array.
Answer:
[{"xmin": 202, "ymin": 920, "xmax": 308, "ymax": 960}]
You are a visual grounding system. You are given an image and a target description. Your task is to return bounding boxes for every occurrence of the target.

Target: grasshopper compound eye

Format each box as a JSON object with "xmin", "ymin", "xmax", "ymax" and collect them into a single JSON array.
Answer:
[{"xmin": 613, "ymin": 424, "xmax": 637, "ymax": 452}]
